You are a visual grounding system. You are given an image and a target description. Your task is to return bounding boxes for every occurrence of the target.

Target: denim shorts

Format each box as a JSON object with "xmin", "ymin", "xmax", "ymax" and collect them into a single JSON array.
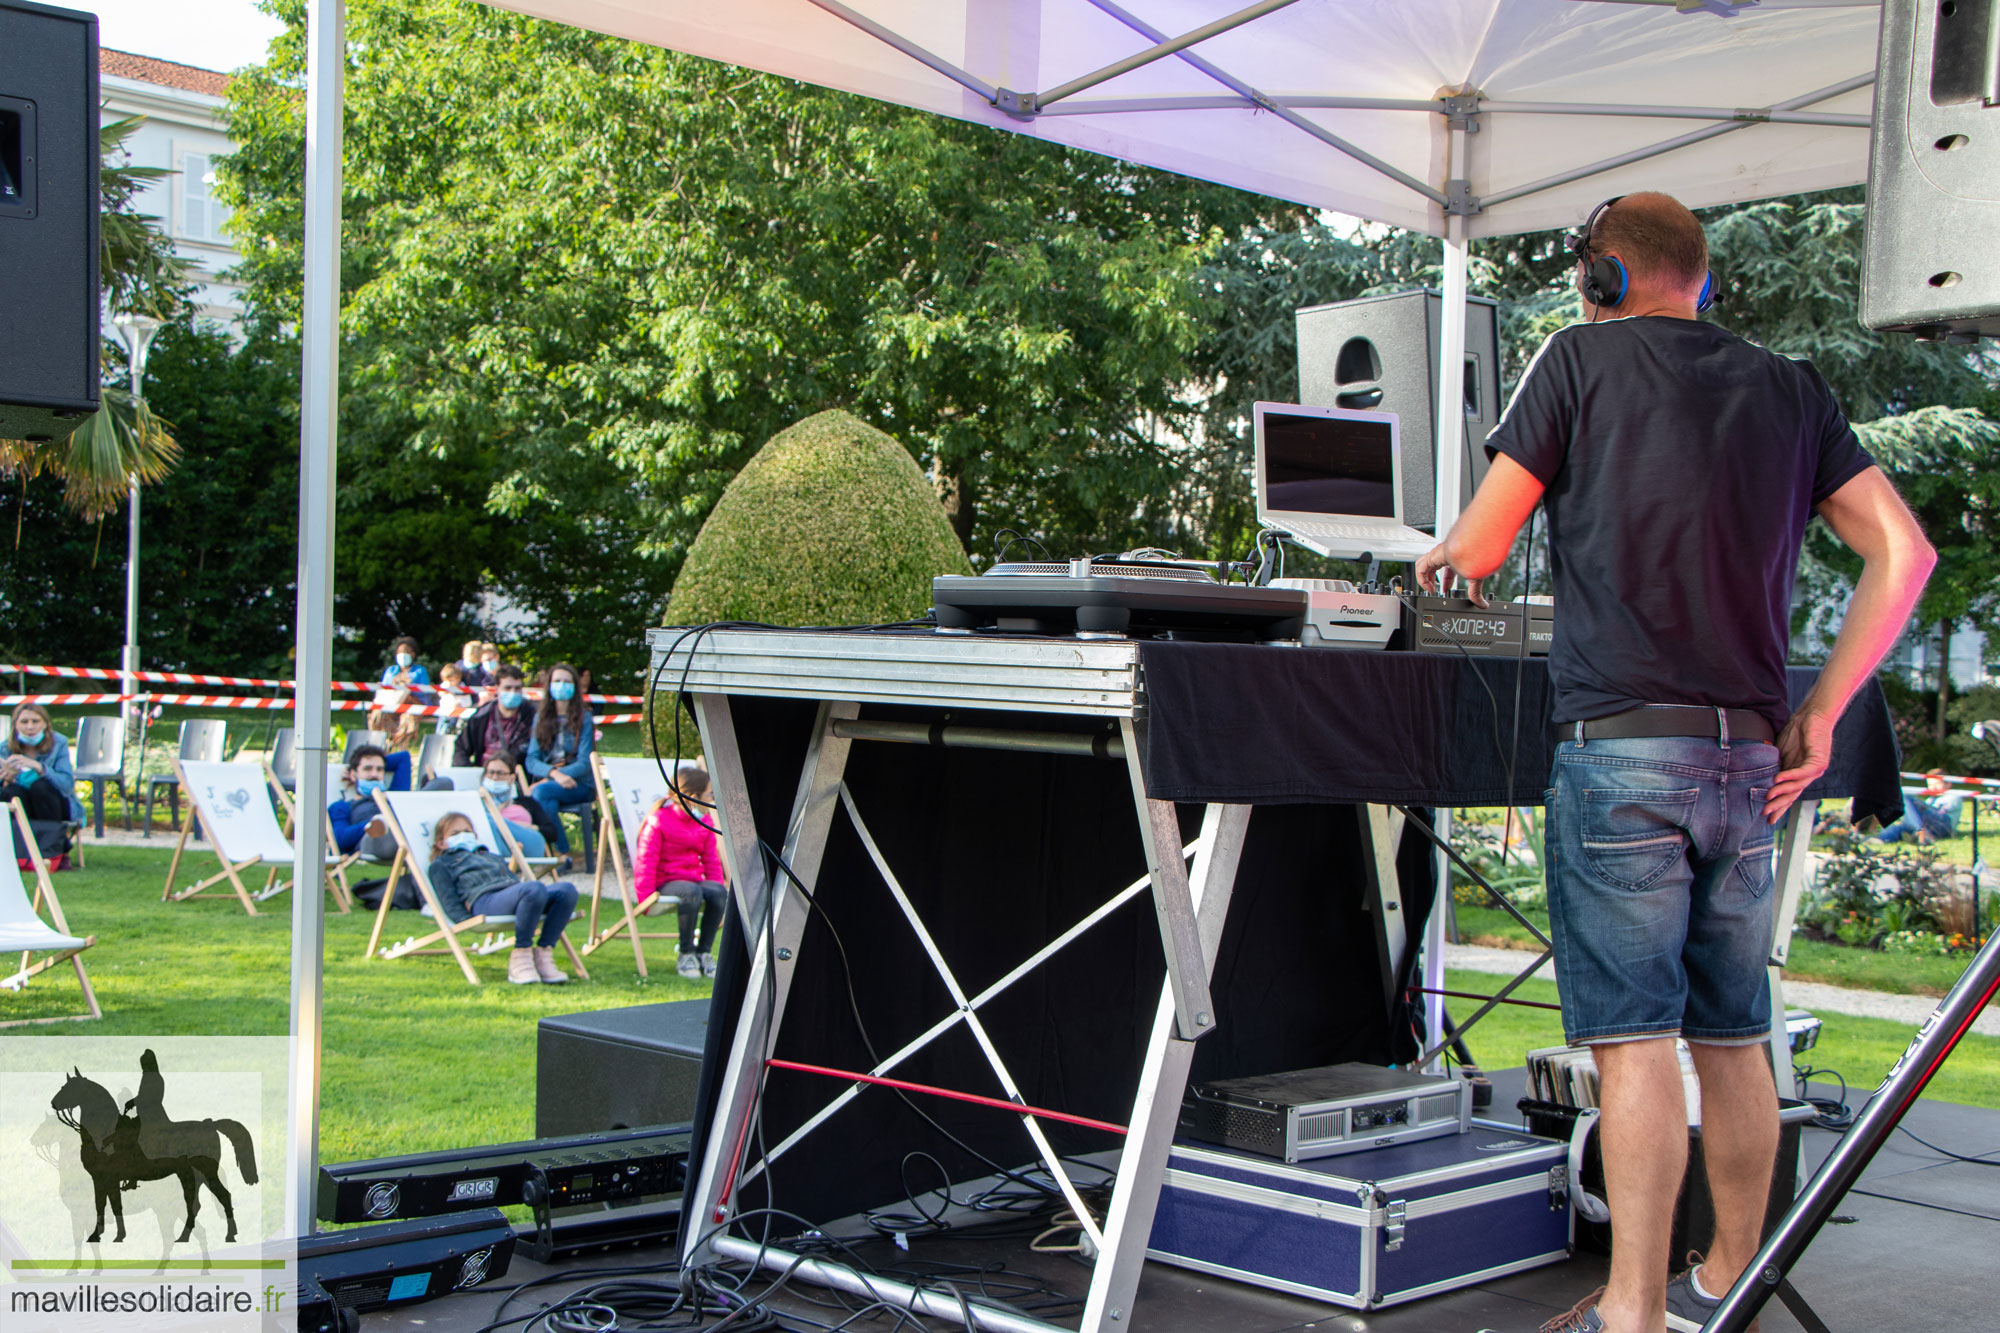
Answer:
[{"xmin": 1545, "ymin": 735, "xmax": 1780, "ymax": 1046}]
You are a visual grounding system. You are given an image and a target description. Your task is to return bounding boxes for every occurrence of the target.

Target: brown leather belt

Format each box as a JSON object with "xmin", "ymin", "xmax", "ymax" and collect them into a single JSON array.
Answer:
[{"xmin": 1555, "ymin": 705, "xmax": 1776, "ymax": 745}]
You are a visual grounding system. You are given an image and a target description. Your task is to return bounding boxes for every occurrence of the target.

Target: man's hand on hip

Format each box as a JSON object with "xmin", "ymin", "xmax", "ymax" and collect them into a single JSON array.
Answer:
[{"xmin": 1767, "ymin": 709, "xmax": 1835, "ymax": 823}]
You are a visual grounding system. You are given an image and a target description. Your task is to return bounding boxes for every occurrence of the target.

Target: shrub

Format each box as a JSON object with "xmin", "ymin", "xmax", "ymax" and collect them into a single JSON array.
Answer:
[
  {"xmin": 651, "ymin": 409, "xmax": 973, "ymax": 755},
  {"xmin": 1883, "ymin": 930, "xmax": 1951, "ymax": 957},
  {"xmin": 1802, "ymin": 828, "xmax": 1951, "ymax": 947}
]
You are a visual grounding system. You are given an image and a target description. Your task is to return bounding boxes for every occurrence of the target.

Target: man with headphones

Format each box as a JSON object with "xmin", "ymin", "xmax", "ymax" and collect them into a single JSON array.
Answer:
[{"xmin": 1417, "ymin": 192, "xmax": 1935, "ymax": 1333}]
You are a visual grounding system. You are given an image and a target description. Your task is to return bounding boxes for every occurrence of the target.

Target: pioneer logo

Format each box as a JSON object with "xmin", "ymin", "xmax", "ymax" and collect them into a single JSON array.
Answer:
[{"xmin": 1337, "ymin": 604, "xmax": 1385, "ymax": 617}]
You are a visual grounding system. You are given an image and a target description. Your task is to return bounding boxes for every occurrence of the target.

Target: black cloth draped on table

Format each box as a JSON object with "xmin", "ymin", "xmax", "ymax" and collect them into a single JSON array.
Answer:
[{"xmin": 1137, "ymin": 645, "xmax": 1902, "ymax": 826}]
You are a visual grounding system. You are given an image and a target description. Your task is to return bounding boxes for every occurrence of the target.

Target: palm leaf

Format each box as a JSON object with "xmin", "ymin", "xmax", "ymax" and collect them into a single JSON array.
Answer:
[{"xmin": 0, "ymin": 387, "xmax": 181, "ymax": 524}]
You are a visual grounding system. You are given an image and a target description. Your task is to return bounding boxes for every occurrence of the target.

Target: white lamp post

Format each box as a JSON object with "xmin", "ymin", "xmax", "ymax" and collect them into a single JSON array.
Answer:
[{"xmin": 110, "ymin": 312, "xmax": 162, "ymax": 732}]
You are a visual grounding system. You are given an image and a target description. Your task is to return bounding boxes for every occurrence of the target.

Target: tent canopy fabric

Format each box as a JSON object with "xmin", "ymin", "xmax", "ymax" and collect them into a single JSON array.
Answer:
[{"xmin": 478, "ymin": 0, "xmax": 1882, "ymax": 238}]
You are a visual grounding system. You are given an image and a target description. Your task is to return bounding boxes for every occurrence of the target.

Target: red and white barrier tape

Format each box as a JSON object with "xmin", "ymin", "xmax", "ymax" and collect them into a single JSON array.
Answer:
[
  {"xmin": 0, "ymin": 693, "xmax": 640, "ymax": 725},
  {"xmin": 1901, "ymin": 771, "xmax": 2000, "ymax": 792},
  {"xmin": 0, "ymin": 664, "xmax": 641, "ymax": 704}
]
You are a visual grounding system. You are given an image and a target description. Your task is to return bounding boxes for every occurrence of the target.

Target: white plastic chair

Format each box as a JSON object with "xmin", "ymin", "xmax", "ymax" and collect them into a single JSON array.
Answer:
[{"xmin": 1, "ymin": 803, "xmax": 101, "ymax": 1028}]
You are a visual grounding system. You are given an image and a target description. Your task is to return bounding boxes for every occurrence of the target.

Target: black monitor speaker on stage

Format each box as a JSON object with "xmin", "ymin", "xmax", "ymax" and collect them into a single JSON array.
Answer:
[
  {"xmin": 1296, "ymin": 289, "xmax": 1502, "ymax": 531},
  {"xmin": 1859, "ymin": 0, "xmax": 2000, "ymax": 341},
  {"xmin": 0, "ymin": 0, "xmax": 99, "ymax": 443}
]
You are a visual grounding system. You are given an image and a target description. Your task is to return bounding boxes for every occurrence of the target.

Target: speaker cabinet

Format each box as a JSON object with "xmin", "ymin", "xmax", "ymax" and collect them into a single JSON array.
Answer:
[
  {"xmin": 1296, "ymin": 290, "xmax": 1502, "ymax": 531},
  {"xmin": 1860, "ymin": 0, "xmax": 2000, "ymax": 340},
  {"xmin": 536, "ymin": 998, "xmax": 709, "ymax": 1138},
  {"xmin": 0, "ymin": 0, "xmax": 98, "ymax": 442}
]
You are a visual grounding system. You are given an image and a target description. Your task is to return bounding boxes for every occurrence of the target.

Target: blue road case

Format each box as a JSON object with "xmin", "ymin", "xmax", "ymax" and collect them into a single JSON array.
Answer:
[{"xmin": 1148, "ymin": 1124, "xmax": 1573, "ymax": 1309}]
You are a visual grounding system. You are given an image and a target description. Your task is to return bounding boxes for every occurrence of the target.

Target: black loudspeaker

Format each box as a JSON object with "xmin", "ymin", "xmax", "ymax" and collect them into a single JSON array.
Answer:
[
  {"xmin": 536, "ymin": 998, "xmax": 709, "ymax": 1137},
  {"xmin": 0, "ymin": 0, "xmax": 99, "ymax": 441},
  {"xmin": 1296, "ymin": 289, "xmax": 1502, "ymax": 531},
  {"xmin": 1859, "ymin": 0, "xmax": 2000, "ymax": 341}
]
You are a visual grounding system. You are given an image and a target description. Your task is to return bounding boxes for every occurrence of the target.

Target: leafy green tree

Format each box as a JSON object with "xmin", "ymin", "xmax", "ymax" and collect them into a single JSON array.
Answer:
[{"xmin": 221, "ymin": 0, "xmax": 1303, "ymax": 677}]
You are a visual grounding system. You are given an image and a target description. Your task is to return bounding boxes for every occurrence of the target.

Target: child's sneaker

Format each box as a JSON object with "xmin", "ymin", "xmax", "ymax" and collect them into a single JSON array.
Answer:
[
  {"xmin": 677, "ymin": 952, "xmax": 701, "ymax": 979},
  {"xmin": 701, "ymin": 954, "xmax": 718, "ymax": 978},
  {"xmin": 507, "ymin": 948, "xmax": 540, "ymax": 985},
  {"xmin": 532, "ymin": 946, "xmax": 568, "ymax": 983}
]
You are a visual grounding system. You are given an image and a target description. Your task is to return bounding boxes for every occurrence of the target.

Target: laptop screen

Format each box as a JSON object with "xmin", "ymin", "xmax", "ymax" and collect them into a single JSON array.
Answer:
[{"xmin": 1261, "ymin": 409, "xmax": 1397, "ymax": 519}]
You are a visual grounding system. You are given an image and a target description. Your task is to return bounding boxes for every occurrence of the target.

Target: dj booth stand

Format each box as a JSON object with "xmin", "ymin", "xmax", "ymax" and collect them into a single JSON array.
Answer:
[{"xmin": 655, "ymin": 627, "xmax": 1880, "ymax": 1333}]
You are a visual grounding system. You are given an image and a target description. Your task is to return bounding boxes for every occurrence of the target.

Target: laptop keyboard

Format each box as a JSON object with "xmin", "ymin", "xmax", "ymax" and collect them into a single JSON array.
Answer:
[{"xmin": 1296, "ymin": 520, "xmax": 1427, "ymax": 544}]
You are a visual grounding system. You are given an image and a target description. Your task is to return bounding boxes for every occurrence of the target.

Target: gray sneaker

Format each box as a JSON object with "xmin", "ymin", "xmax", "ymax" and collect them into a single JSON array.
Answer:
[
  {"xmin": 676, "ymin": 952, "xmax": 701, "ymax": 979},
  {"xmin": 1666, "ymin": 1258, "xmax": 1758, "ymax": 1333},
  {"xmin": 700, "ymin": 954, "xmax": 718, "ymax": 978}
]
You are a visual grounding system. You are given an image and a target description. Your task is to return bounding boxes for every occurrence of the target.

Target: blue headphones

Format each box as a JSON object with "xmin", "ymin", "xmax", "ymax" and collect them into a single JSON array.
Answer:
[{"xmin": 1570, "ymin": 196, "xmax": 1715, "ymax": 314}]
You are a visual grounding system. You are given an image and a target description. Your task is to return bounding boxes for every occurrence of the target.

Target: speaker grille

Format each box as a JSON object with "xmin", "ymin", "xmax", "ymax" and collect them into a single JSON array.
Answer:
[
  {"xmin": 1296, "ymin": 1110, "xmax": 1344, "ymax": 1144},
  {"xmin": 1417, "ymin": 1091, "xmax": 1462, "ymax": 1124}
]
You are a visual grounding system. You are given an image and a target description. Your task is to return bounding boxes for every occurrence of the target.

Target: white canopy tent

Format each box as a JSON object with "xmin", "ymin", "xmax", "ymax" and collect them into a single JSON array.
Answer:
[{"xmin": 284, "ymin": 0, "xmax": 1889, "ymax": 1250}]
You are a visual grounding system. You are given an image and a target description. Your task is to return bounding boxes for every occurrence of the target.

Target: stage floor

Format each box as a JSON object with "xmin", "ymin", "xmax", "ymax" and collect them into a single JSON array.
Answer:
[{"xmin": 362, "ymin": 1072, "xmax": 1997, "ymax": 1331}]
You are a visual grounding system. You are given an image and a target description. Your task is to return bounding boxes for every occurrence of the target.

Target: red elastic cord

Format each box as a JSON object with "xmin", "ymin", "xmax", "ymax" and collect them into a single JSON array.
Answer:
[{"xmin": 767, "ymin": 1058, "xmax": 1128, "ymax": 1136}]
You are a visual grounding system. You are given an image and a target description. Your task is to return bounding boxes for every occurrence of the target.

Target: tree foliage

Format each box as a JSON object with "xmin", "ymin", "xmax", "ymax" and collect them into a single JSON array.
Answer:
[{"xmin": 221, "ymin": 0, "xmax": 1305, "ymax": 679}]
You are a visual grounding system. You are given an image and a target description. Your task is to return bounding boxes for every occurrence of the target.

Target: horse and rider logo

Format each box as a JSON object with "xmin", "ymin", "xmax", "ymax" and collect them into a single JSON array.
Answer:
[{"xmin": 48, "ymin": 1049, "xmax": 258, "ymax": 1245}]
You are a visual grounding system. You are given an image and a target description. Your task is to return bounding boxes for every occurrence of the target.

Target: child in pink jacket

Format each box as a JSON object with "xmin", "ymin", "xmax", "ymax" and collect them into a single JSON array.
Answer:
[{"xmin": 633, "ymin": 766, "xmax": 729, "ymax": 979}]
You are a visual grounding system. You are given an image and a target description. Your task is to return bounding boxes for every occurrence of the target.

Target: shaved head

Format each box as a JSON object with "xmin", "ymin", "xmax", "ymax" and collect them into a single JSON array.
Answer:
[{"xmin": 1585, "ymin": 191, "xmax": 1709, "ymax": 298}]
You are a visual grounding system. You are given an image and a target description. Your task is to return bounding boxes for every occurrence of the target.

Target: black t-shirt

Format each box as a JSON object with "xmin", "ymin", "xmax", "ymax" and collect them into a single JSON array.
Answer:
[{"xmin": 1486, "ymin": 317, "xmax": 1873, "ymax": 729}]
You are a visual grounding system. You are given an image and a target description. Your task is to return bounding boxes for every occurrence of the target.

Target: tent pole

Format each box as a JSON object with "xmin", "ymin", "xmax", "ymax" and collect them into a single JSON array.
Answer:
[
  {"xmin": 1432, "ymin": 164, "xmax": 1469, "ymax": 530},
  {"xmin": 289, "ymin": 0, "xmax": 344, "ymax": 1246}
]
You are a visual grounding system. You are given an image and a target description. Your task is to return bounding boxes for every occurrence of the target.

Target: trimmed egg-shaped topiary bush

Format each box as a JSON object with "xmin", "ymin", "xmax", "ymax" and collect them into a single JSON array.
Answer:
[
  {"xmin": 650, "ymin": 409, "xmax": 972, "ymax": 757},
  {"xmin": 666, "ymin": 408, "xmax": 971, "ymax": 628}
]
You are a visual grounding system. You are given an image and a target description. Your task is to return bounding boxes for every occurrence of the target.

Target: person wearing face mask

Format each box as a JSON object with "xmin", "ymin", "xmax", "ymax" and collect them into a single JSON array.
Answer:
[
  {"xmin": 2, "ymin": 702, "xmax": 84, "ymax": 828},
  {"xmin": 326, "ymin": 743, "xmax": 450, "ymax": 857},
  {"xmin": 524, "ymin": 662, "xmax": 595, "ymax": 858},
  {"xmin": 478, "ymin": 751, "xmax": 556, "ymax": 859},
  {"xmin": 370, "ymin": 635, "xmax": 433, "ymax": 751},
  {"xmin": 452, "ymin": 664, "xmax": 536, "ymax": 769},
  {"xmin": 426, "ymin": 812, "xmax": 577, "ymax": 984}
]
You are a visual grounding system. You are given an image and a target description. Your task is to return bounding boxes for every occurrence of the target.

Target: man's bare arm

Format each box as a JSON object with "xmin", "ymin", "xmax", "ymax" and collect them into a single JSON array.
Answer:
[
  {"xmin": 1767, "ymin": 466, "xmax": 1936, "ymax": 821},
  {"xmin": 1414, "ymin": 454, "xmax": 1547, "ymax": 606}
]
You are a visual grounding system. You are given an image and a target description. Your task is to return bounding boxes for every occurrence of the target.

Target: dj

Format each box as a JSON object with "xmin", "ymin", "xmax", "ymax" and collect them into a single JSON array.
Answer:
[{"xmin": 1415, "ymin": 192, "xmax": 1934, "ymax": 1333}]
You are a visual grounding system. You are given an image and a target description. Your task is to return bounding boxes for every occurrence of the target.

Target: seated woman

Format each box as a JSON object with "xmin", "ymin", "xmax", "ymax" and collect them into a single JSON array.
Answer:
[
  {"xmin": 632, "ymin": 765, "xmax": 729, "ymax": 979},
  {"xmin": 524, "ymin": 662, "xmax": 595, "ymax": 858},
  {"xmin": 369, "ymin": 636, "xmax": 431, "ymax": 751},
  {"xmin": 425, "ymin": 811, "xmax": 577, "ymax": 985},
  {"xmin": 1, "ymin": 702, "xmax": 84, "ymax": 829},
  {"xmin": 478, "ymin": 752, "xmax": 556, "ymax": 859}
]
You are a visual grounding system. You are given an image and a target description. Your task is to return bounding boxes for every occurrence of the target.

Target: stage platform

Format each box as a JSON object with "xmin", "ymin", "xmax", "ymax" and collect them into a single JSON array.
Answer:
[{"xmin": 362, "ymin": 1071, "xmax": 1997, "ymax": 1332}]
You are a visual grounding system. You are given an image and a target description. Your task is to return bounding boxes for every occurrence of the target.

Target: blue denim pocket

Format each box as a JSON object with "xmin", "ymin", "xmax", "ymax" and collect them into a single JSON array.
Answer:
[
  {"xmin": 1580, "ymin": 786, "xmax": 1697, "ymax": 891},
  {"xmin": 1735, "ymin": 785, "xmax": 1776, "ymax": 897}
]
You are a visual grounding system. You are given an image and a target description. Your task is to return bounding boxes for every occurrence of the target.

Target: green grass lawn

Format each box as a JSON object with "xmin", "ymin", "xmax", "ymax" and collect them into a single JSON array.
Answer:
[
  {"xmin": 3, "ymin": 844, "xmax": 705, "ymax": 1164},
  {"xmin": 1440, "ymin": 969, "xmax": 2000, "ymax": 1111},
  {"xmin": 1453, "ymin": 902, "xmax": 2000, "ymax": 1009}
]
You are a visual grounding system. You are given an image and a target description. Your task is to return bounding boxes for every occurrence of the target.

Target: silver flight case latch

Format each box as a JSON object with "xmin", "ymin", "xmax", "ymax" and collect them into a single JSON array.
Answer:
[
  {"xmin": 1549, "ymin": 1163, "xmax": 1571, "ymax": 1211},
  {"xmin": 1383, "ymin": 1197, "xmax": 1407, "ymax": 1251}
]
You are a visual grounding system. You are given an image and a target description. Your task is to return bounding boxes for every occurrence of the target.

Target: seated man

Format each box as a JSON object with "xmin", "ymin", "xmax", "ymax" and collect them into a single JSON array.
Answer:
[
  {"xmin": 1877, "ymin": 769, "xmax": 1968, "ymax": 845},
  {"xmin": 452, "ymin": 664, "xmax": 535, "ymax": 770},
  {"xmin": 328, "ymin": 743, "xmax": 452, "ymax": 859}
]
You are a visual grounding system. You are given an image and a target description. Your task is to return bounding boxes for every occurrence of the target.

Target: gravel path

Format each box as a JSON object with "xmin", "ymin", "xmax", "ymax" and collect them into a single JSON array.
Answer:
[{"xmin": 1444, "ymin": 941, "xmax": 2000, "ymax": 1038}]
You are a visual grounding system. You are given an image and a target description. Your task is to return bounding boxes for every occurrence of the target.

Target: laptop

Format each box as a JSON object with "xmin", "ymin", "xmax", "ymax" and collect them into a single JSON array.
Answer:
[{"xmin": 1253, "ymin": 401, "xmax": 1436, "ymax": 560}]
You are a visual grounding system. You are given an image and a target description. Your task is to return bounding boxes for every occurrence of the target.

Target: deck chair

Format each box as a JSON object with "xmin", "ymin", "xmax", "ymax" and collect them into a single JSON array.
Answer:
[
  {"xmin": 269, "ymin": 727, "xmax": 298, "ymax": 791},
  {"xmin": 263, "ymin": 761, "xmax": 357, "ymax": 914},
  {"xmin": 1, "ymin": 802, "xmax": 101, "ymax": 1028},
  {"xmin": 439, "ymin": 766, "xmax": 484, "ymax": 791},
  {"xmin": 142, "ymin": 719, "xmax": 226, "ymax": 837},
  {"xmin": 583, "ymin": 755, "xmax": 687, "ymax": 979},
  {"xmin": 341, "ymin": 730, "xmax": 388, "ymax": 765},
  {"xmin": 368, "ymin": 790, "xmax": 589, "ymax": 985},
  {"xmin": 161, "ymin": 760, "xmax": 308, "ymax": 915},
  {"xmin": 72, "ymin": 715, "xmax": 128, "ymax": 839}
]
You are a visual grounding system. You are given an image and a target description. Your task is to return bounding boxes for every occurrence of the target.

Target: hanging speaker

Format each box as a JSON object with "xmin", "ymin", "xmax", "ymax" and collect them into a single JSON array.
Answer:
[
  {"xmin": 1295, "ymin": 289, "xmax": 1502, "ymax": 531},
  {"xmin": 0, "ymin": 0, "xmax": 99, "ymax": 441},
  {"xmin": 1859, "ymin": 0, "xmax": 2000, "ymax": 341}
]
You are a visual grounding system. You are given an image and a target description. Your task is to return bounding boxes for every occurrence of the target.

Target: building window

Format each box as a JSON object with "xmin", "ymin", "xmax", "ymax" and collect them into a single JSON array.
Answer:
[{"xmin": 178, "ymin": 150, "xmax": 231, "ymax": 244}]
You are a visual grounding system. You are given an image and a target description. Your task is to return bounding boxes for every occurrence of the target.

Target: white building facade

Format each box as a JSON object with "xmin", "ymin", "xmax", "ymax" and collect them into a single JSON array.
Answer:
[{"xmin": 99, "ymin": 49, "xmax": 243, "ymax": 330}]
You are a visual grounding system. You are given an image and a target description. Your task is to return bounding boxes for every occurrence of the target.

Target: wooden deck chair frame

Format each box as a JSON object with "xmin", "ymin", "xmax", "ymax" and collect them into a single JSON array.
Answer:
[
  {"xmin": 263, "ymin": 760, "xmax": 356, "ymax": 914},
  {"xmin": 2, "ymin": 802, "xmax": 102, "ymax": 1028},
  {"xmin": 160, "ymin": 759, "xmax": 300, "ymax": 915},
  {"xmin": 583, "ymin": 752, "xmax": 681, "ymax": 979},
  {"xmin": 366, "ymin": 790, "xmax": 589, "ymax": 986}
]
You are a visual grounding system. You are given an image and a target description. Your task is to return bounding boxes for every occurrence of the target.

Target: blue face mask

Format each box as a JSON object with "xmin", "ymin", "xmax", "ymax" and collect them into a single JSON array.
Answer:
[
  {"xmin": 550, "ymin": 680, "xmax": 576, "ymax": 702},
  {"xmin": 444, "ymin": 832, "xmax": 479, "ymax": 854},
  {"xmin": 498, "ymin": 690, "xmax": 524, "ymax": 710},
  {"xmin": 355, "ymin": 778, "xmax": 385, "ymax": 797},
  {"xmin": 395, "ymin": 652, "xmax": 414, "ymax": 668},
  {"xmin": 482, "ymin": 779, "xmax": 512, "ymax": 799}
]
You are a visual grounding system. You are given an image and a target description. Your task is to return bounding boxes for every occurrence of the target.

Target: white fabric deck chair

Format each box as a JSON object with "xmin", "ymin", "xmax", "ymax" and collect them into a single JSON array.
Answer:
[
  {"xmin": 439, "ymin": 766, "xmax": 484, "ymax": 791},
  {"xmin": 584, "ymin": 755, "xmax": 686, "ymax": 979},
  {"xmin": 1, "ymin": 802, "xmax": 101, "ymax": 1028},
  {"xmin": 264, "ymin": 760, "xmax": 357, "ymax": 914},
  {"xmin": 369, "ymin": 790, "xmax": 589, "ymax": 985},
  {"xmin": 161, "ymin": 760, "xmax": 304, "ymax": 915}
]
